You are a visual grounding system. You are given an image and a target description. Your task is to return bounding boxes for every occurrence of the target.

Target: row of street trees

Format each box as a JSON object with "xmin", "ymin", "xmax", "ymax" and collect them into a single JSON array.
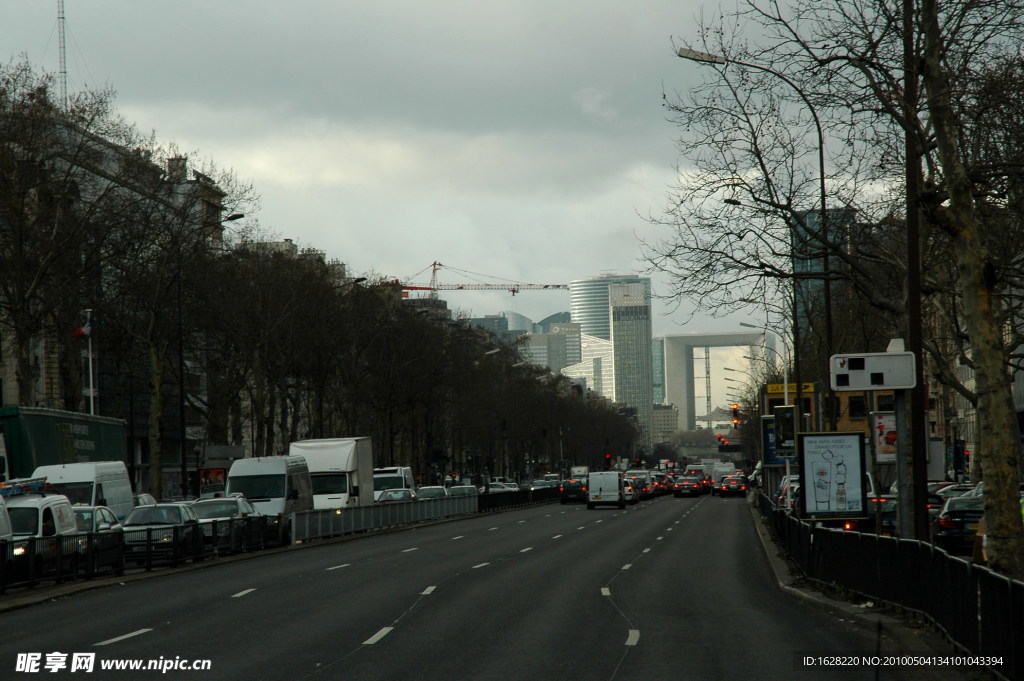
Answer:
[
  {"xmin": 648, "ymin": 0, "xmax": 1024, "ymax": 578},
  {"xmin": 0, "ymin": 59, "xmax": 639, "ymax": 499}
]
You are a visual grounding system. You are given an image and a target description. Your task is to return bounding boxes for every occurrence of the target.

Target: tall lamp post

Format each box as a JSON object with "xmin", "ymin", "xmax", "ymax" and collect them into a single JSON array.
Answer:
[{"xmin": 679, "ymin": 47, "xmax": 835, "ymax": 429}]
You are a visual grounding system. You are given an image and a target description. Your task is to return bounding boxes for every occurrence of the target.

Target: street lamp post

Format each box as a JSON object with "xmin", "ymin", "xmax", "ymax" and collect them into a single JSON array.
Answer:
[{"xmin": 679, "ymin": 47, "xmax": 834, "ymax": 429}]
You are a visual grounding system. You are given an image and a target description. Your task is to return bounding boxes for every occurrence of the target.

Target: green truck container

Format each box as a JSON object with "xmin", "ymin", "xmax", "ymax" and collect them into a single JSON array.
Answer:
[{"xmin": 0, "ymin": 407, "xmax": 128, "ymax": 481}]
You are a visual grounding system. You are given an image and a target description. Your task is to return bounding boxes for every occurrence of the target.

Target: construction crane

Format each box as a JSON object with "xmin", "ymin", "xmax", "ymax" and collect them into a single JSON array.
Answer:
[{"xmin": 386, "ymin": 261, "xmax": 567, "ymax": 298}]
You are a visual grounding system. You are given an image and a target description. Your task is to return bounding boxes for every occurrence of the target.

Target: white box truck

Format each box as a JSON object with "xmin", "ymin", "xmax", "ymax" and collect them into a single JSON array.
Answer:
[{"xmin": 289, "ymin": 437, "xmax": 374, "ymax": 509}]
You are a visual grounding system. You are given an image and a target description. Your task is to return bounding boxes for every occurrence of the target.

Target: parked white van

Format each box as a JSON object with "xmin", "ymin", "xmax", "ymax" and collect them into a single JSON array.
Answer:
[
  {"xmin": 0, "ymin": 495, "xmax": 13, "ymax": 541},
  {"xmin": 225, "ymin": 456, "xmax": 313, "ymax": 542},
  {"xmin": 372, "ymin": 466, "xmax": 416, "ymax": 501},
  {"xmin": 32, "ymin": 461, "xmax": 134, "ymax": 521}
]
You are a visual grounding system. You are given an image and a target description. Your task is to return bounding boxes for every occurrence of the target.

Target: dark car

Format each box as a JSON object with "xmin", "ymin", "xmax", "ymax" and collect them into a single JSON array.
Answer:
[
  {"xmin": 191, "ymin": 496, "xmax": 264, "ymax": 553},
  {"xmin": 673, "ymin": 476, "xmax": 705, "ymax": 498},
  {"xmin": 717, "ymin": 476, "xmax": 748, "ymax": 498},
  {"xmin": 932, "ymin": 496, "xmax": 985, "ymax": 555},
  {"xmin": 122, "ymin": 503, "xmax": 201, "ymax": 564},
  {"xmin": 559, "ymin": 479, "xmax": 588, "ymax": 504}
]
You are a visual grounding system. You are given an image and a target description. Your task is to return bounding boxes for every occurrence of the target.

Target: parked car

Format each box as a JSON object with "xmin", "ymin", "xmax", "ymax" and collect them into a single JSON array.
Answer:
[
  {"xmin": 377, "ymin": 488, "xmax": 416, "ymax": 503},
  {"xmin": 559, "ymin": 479, "xmax": 588, "ymax": 504},
  {"xmin": 932, "ymin": 496, "xmax": 985, "ymax": 555},
  {"xmin": 133, "ymin": 493, "xmax": 157, "ymax": 507},
  {"xmin": 934, "ymin": 484, "xmax": 975, "ymax": 499},
  {"xmin": 5, "ymin": 483, "xmax": 79, "ymax": 579},
  {"xmin": 447, "ymin": 485, "xmax": 479, "ymax": 498},
  {"xmin": 191, "ymin": 496, "xmax": 264, "ymax": 553},
  {"xmin": 416, "ymin": 486, "xmax": 450, "ymax": 500},
  {"xmin": 71, "ymin": 505, "xmax": 123, "ymax": 572},
  {"xmin": 122, "ymin": 503, "xmax": 201, "ymax": 563}
]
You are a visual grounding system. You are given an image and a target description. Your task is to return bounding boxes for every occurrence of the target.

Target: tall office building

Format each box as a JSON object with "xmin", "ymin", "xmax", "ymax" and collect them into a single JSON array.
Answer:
[
  {"xmin": 569, "ymin": 274, "xmax": 651, "ymax": 340},
  {"xmin": 564, "ymin": 275, "xmax": 654, "ymax": 458},
  {"xmin": 609, "ymin": 283, "xmax": 654, "ymax": 456}
]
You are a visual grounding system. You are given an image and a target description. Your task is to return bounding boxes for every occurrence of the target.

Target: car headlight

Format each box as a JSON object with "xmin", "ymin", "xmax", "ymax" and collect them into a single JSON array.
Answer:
[
  {"xmin": 157, "ymin": 532, "xmax": 174, "ymax": 543},
  {"xmin": 13, "ymin": 544, "xmax": 27, "ymax": 557}
]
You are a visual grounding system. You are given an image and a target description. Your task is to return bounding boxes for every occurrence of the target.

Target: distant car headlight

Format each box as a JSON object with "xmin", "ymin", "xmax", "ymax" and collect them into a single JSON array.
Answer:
[
  {"xmin": 157, "ymin": 532, "xmax": 174, "ymax": 543},
  {"xmin": 13, "ymin": 543, "xmax": 27, "ymax": 557}
]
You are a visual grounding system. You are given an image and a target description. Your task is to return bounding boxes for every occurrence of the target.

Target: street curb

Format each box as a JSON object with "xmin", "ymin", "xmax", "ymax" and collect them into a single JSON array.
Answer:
[{"xmin": 746, "ymin": 495, "xmax": 997, "ymax": 681}]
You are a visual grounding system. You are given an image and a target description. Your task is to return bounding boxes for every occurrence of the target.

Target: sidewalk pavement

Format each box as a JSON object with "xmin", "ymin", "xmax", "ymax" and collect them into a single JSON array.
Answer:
[{"xmin": 746, "ymin": 495, "xmax": 999, "ymax": 681}]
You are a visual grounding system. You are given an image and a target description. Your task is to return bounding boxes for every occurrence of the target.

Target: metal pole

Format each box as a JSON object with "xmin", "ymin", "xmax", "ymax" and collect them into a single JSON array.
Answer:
[{"xmin": 84, "ymin": 309, "xmax": 95, "ymax": 415}]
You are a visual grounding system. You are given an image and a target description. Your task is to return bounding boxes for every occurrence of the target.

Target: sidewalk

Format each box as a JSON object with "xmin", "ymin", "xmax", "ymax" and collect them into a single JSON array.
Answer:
[{"xmin": 747, "ymin": 495, "xmax": 998, "ymax": 681}]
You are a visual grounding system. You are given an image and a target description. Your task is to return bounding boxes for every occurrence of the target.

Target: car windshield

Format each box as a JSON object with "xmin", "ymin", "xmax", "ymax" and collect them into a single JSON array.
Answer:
[
  {"xmin": 373, "ymin": 475, "xmax": 404, "ymax": 491},
  {"xmin": 8, "ymin": 507, "xmax": 39, "ymax": 535},
  {"xmin": 193, "ymin": 501, "xmax": 241, "ymax": 519},
  {"xmin": 125, "ymin": 506, "xmax": 181, "ymax": 526},
  {"xmin": 226, "ymin": 475, "xmax": 284, "ymax": 499},
  {"xmin": 311, "ymin": 473, "xmax": 349, "ymax": 495}
]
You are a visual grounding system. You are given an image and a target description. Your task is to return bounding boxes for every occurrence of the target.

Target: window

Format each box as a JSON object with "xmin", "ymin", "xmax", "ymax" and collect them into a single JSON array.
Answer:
[
  {"xmin": 876, "ymin": 393, "xmax": 895, "ymax": 411},
  {"xmin": 848, "ymin": 395, "xmax": 868, "ymax": 420}
]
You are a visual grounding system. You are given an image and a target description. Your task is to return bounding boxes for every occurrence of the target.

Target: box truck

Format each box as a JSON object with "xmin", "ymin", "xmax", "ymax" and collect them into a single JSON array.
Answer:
[
  {"xmin": 288, "ymin": 437, "xmax": 374, "ymax": 509},
  {"xmin": 0, "ymin": 407, "xmax": 127, "ymax": 482}
]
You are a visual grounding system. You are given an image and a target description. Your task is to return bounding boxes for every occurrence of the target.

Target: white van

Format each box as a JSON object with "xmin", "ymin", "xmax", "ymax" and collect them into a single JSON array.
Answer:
[
  {"xmin": 32, "ymin": 461, "xmax": 134, "ymax": 521},
  {"xmin": 0, "ymin": 496, "xmax": 13, "ymax": 541},
  {"xmin": 226, "ymin": 456, "xmax": 313, "ymax": 541},
  {"xmin": 587, "ymin": 471, "xmax": 626, "ymax": 509},
  {"xmin": 372, "ymin": 466, "xmax": 416, "ymax": 501}
]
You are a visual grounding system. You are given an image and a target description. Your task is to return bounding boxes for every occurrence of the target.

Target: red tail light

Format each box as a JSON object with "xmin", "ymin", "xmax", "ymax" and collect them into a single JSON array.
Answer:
[
  {"xmin": 582, "ymin": 486, "xmax": 588, "ymax": 492},
  {"xmin": 938, "ymin": 517, "xmax": 956, "ymax": 529},
  {"xmin": 741, "ymin": 485, "xmax": 747, "ymax": 490}
]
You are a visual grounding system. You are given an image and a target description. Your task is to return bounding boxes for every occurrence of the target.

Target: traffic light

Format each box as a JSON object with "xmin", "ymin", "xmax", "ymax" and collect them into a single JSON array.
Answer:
[
  {"xmin": 604, "ymin": 453, "xmax": 613, "ymax": 470},
  {"xmin": 731, "ymin": 403, "xmax": 740, "ymax": 426}
]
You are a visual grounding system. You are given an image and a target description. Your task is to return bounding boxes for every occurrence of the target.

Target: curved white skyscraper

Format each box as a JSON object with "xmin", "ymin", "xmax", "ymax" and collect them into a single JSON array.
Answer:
[{"xmin": 569, "ymin": 275, "xmax": 652, "ymax": 340}]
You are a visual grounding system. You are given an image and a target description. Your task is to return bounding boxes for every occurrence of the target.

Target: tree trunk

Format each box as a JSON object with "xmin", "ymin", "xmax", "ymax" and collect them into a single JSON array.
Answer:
[
  {"xmin": 147, "ymin": 340, "xmax": 165, "ymax": 500},
  {"xmin": 922, "ymin": 0, "xmax": 1024, "ymax": 579}
]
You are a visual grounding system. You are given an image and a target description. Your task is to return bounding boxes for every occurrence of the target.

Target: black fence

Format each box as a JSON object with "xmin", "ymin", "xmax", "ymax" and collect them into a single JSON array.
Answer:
[
  {"xmin": 758, "ymin": 493, "xmax": 1023, "ymax": 681},
  {"xmin": 0, "ymin": 517, "xmax": 281, "ymax": 593}
]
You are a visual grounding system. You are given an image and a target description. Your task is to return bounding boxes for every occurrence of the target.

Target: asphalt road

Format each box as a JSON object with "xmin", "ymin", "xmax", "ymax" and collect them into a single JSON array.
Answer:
[{"xmin": 0, "ymin": 495, "xmax": 965, "ymax": 680}]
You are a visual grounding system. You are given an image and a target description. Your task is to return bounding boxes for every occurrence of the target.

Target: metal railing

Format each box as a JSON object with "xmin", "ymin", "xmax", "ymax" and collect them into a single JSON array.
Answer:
[
  {"xmin": 758, "ymin": 492, "xmax": 1023, "ymax": 681},
  {"xmin": 0, "ymin": 488, "xmax": 561, "ymax": 593}
]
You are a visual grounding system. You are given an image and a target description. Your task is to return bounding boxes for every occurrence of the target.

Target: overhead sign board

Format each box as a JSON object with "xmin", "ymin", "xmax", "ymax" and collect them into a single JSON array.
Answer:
[{"xmin": 830, "ymin": 352, "xmax": 916, "ymax": 391}]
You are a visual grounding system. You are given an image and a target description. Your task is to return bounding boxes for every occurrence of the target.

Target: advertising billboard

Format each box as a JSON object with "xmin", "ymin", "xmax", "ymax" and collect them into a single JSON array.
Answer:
[
  {"xmin": 798, "ymin": 432, "xmax": 867, "ymax": 518},
  {"xmin": 870, "ymin": 412, "xmax": 898, "ymax": 464}
]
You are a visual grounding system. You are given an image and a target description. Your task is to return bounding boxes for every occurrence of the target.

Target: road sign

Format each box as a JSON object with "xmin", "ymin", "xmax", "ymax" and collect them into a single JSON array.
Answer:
[{"xmin": 830, "ymin": 352, "xmax": 916, "ymax": 391}]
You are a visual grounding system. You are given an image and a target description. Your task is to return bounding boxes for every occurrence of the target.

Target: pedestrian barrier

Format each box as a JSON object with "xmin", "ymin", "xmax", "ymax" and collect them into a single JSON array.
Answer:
[{"xmin": 758, "ymin": 492, "xmax": 1022, "ymax": 681}]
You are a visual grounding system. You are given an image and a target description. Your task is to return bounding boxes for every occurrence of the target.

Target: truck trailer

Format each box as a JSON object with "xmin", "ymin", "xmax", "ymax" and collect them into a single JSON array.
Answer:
[
  {"xmin": 0, "ymin": 407, "xmax": 128, "ymax": 482},
  {"xmin": 289, "ymin": 437, "xmax": 374, "ymax": 509}
]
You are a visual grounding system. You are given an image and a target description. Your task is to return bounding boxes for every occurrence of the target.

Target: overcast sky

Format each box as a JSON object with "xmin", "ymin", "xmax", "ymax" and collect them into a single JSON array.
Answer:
[{"xmin": 3, "ymin": 1, "xmax": 759, "ymax": 415}]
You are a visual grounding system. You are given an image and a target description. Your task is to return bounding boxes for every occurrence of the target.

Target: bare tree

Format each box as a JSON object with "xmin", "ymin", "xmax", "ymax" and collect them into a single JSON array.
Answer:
[{"xmin": 654, "ymin": 0, "xmax": 1024, "ymax": 576}]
